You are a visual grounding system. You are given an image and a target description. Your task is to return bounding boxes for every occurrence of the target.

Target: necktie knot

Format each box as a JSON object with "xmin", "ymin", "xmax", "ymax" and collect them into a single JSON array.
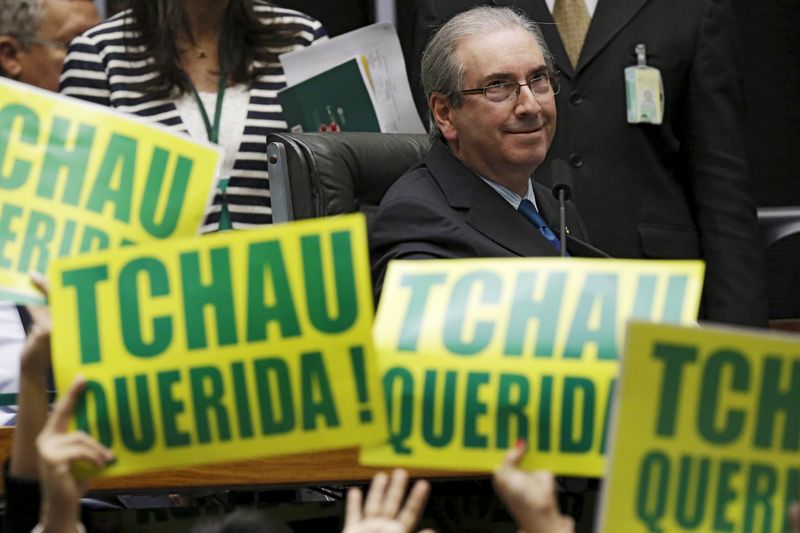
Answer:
[{"xmin": 553, "ymin": 0, "xmax": 591, "ymax": 68}]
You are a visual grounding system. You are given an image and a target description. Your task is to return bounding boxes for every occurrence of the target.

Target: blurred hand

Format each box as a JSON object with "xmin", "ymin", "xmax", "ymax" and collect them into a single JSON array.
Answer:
[
  {"xmin": 10, "ymin": 272, "xmax": 54, "ymax": 480},
  {"xmin": 493, "ymin": 441, "xmax": 574, "ymax": 533},
  {"xmin": 790, "ymin": 501, "xmax": 800, "ymax": 533},
  {"xmin": 21, "ymin": 272, "xmax": 52, "ymax": 380},
  {"xmin": 343, "ymin": 469, "xmax": 434, "ymax": 533},
  {"xmin": 37, "ymin": 377, "xmax": 114, "ymax": 530}
]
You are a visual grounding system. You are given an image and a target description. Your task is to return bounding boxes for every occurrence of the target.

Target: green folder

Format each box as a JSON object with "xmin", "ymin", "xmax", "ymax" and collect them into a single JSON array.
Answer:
[{"xmin": 278, "ymin": 56, "xmax": 382, "ymax": 133}]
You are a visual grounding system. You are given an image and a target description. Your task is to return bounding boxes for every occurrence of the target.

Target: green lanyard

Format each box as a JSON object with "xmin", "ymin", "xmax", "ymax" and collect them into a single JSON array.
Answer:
[
  {"xmin": 191, "ymin": 73, "xmax": 226, "ymax": 143},
  {"xmin": 191, "ymin": 74, "xmax": 232, "ymax": 231}
]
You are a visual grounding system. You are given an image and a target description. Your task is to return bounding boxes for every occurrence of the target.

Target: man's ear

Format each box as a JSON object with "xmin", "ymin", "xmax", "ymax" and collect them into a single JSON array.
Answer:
[
  {"xmin": 0, "ymin": 36, "xmax": 23, "ymax": 79},
  {"xmin": 429, "ymin": 92, "xmax": 458, "ymax": 142}
]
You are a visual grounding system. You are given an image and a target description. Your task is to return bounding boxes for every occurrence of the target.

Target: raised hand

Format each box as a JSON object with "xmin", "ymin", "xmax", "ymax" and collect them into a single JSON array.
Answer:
[
  {"xmin": 36, "ymin": 377, "xmax": 114, "ymax": 532},
  {"xmin": 343, "ymin": 469, "xmax": 434, "ymax": 533}
]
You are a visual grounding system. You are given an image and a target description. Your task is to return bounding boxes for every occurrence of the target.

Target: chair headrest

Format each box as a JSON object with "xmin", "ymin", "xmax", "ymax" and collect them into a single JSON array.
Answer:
[{"xmin": 268, "ymin": 132, "xmax": 431, "ymax": 221}]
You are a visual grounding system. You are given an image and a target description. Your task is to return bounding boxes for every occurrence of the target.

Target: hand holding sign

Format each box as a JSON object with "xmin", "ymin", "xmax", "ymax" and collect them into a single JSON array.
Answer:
[{"xmin": 493, "ymin": 440, "xmax": 575, "ymax": 533}]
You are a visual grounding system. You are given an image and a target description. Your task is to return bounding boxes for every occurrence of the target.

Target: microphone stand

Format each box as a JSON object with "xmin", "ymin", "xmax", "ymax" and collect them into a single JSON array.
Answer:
[{"xmin": 558, "ymin": 188, "xmax": 567, "ymax": 257}]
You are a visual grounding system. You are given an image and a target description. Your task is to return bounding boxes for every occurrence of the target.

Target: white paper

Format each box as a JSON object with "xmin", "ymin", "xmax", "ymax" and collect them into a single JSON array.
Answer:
[{"xmin": 280, "ymin": 22, "xmax": 426, "ymax": 134}]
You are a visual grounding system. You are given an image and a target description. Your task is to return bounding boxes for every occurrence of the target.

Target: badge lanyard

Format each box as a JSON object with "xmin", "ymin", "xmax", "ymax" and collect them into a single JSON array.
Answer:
[{"xmin": 191, "ymin": 73, "xmax": 232, "ymax": 231}]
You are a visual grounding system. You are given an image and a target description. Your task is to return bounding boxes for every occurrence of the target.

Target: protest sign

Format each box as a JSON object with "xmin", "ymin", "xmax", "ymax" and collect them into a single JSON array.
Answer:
[
  {"xmin": 600, "ymin": 321, "xmax": 800, "ymax": 533},
  {"xmin": 361, "ymin": 258, "xmax": 704, "ymax": 476},
  {"xmin": 48, "ymin": 214, "xmax": 386, "ymax": 477},
  {"xmin": 0, "ymin": 77, "xmax": 220, "ymax": 304}
]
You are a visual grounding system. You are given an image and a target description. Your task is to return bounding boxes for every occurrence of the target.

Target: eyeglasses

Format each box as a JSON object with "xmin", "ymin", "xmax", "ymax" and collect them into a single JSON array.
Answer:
[
  {"xmin": 460, "ymin": 71, "xmax": 561, "ymax": 103},
  {"xmin": 12, "ymin": 34, "xmax": 70, "ymax": 51}
]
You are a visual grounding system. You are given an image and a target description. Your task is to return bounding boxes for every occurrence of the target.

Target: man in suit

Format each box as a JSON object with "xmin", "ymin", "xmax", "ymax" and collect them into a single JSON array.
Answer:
[
  {"xmin": 407, "ymin": 0, "xmax": 767, "ymax": 327},
  {"xmin": 371, "ymin": 10, "xmax": 603, "ymax": 529},
  {"xmin": 370, "ymin": 5, "xmax": 603, "ymax": 296}
]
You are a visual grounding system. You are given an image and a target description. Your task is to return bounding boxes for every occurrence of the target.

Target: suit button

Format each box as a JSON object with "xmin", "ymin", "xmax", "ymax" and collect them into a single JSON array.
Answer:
[
  {"xmin": 569, "ymin": 91, "xmax": 583, "ymax": 105},
  {"xmin": 569, "ymin": 153, "xmax": 583, "ymax": 168}
]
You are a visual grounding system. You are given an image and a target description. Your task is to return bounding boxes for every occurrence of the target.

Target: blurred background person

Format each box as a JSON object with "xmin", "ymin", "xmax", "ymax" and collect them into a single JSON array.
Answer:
[
  {"xmin": 60, "ymin": 0, "xmax": 327, "ymax": 232},
  {"xmin": 532, "ymin": 0, "xmax": 768, "ymax": 329},
  {"xmin": 0, "ymin": 0, "xmax": 99, "ymax": 91}
]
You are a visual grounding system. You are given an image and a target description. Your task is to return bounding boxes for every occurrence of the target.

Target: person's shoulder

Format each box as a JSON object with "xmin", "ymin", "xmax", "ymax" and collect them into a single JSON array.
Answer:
[
  {"xmin": 252, "ymin": 2, "xmax": 327, "ymax": 45},
  {"xmin": 75, "ymin": 9, "xmax": 137, "ymax": 47},
  {"xmin": 379, "ymin": 163, "xmax": 443, "ymax": 208},
  {"xmin": 84, "ymin": 9, "xmax": 135, "ymax": 40},
  {"xmin": 253, "ymin": 2, "xmax": 324, "ymax": 30}
]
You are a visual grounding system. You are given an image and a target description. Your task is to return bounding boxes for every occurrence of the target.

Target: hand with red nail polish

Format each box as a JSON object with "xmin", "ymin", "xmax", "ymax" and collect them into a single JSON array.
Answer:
[{"xmin": 492, "ymin": 442, "xmax": 574, "ymax": 533}]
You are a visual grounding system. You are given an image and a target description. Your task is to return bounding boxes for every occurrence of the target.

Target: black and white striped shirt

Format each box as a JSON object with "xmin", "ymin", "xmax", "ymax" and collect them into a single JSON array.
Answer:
[{"xmin": 59, "ymin": 3, "xmax": 326, "ymax": 231}]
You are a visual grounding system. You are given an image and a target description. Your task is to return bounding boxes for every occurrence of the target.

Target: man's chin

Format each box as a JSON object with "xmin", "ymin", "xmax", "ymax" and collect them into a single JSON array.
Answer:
[{"xmin": 509, "ymin": 152, "xmax": 546, "ymax": 172}]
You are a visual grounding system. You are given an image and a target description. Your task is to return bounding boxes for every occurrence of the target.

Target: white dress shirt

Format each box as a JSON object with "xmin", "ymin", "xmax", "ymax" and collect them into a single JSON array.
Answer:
[{"xmin": 0, "ymin": 302, "xmax": 25, "ymax": 426}]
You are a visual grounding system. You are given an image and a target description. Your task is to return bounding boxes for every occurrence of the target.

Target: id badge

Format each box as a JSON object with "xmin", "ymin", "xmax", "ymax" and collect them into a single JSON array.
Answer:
[{"xmin": 625, "ymin": 43, "xmax": 664, "ymax": 125}]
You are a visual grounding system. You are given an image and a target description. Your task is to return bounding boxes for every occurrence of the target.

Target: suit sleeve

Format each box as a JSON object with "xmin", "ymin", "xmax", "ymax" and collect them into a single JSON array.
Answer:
[
  {"xmin": 684, "ymin": 0, "xmax": 768, "ymax": 326},
  {"xmin": 369, "ymin": 194, "xmax": 479, "ymax": 303}
]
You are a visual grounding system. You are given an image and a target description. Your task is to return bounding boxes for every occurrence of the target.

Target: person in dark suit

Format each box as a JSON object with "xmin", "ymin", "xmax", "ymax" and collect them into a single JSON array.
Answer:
[
  {"xmin": 407, "ymin": 0, "xmax": 768, "ymax": 328},
  {"xmin": 370, "ymin": 5, "xmax": 604, "ymax": 297}
]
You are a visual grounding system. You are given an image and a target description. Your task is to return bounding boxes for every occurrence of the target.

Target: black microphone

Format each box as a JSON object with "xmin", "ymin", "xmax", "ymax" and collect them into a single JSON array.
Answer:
[{"xmin": 550, "ymin": 159, "xmax": 573, "ymax": 257}]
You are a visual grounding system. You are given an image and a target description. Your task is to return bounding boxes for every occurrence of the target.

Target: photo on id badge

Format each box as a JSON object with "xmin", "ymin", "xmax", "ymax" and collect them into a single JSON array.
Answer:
[{"xmin": 625, "ymin": 65, "xmax": 664, "ymax": 125}]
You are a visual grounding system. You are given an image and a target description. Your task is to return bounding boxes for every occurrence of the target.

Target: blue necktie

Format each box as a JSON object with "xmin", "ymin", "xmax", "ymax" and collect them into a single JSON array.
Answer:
[{"xmin": 518, "ymin": 199, "xmax": 563, "ymax": 253}]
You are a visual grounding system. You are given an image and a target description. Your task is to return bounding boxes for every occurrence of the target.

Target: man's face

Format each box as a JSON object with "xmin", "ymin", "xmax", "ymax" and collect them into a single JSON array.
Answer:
[
  {"xmin": 432, "ymin": 27, "xmax": 557, "ymax": 188},
  {"xmin": 13, "ymin": 0, "xmax": 100, "ymax": 91}
]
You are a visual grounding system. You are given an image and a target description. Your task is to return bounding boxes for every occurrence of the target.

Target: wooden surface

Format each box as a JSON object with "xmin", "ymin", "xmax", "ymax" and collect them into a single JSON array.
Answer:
[
  {"xmin": 89, "ymin": 449, "xmax": 472, "ymax": 494},
  {"xmin": 0, "ymin": 427, "xmax": 473, "ymax": 495},
  {"xmin": 769, "ymin": 318, "xmax": 800, "ymax": 333}
]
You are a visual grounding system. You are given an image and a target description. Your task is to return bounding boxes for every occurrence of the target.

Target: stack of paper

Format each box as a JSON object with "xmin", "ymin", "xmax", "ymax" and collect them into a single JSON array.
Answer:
[{"xmin": 278, "ymin": 22, "xmax": 426, "ymax": 134}]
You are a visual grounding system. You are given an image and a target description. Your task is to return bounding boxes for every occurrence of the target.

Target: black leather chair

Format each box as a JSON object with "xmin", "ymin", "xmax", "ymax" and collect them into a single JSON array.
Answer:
[
  {"xmin": 266, "ymin": 132, "xmax": 431, "ymax": 223},
  {"xmin": 758, "ymin": 206, "xmax": 800, "ymax": 320}
]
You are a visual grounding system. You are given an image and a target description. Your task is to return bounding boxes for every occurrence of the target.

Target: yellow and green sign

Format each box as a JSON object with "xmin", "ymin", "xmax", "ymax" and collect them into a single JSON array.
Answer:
[
  {"xmin": 48, "ymin": 214, "xmax": 386, "ymax": 477},
  {"xmin": 600, "ymin": 321, "xmax": 800, "ymax": 533},
  {"xmin": 361, "ymin": 258, "xmax": 704, "ymax": 476},
  {"xmin": 0, "ymin": 78, "xmax": 219, "ymax": 304}
]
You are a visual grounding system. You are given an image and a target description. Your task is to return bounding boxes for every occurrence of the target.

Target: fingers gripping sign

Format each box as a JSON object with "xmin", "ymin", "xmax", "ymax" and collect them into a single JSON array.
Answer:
[{"xmin": 493, "ymin": 440, "xmax": 575, "ymax": 533}]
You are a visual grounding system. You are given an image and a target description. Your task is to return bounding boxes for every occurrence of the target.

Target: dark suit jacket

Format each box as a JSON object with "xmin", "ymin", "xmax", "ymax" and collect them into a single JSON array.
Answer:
[
  {"xmin": 370, "ymin": 141, "xmax": 606, "ymax": 297},
  {"xmin": 408, "ymin": 0, "xmax": 768, "ymax": 327}
]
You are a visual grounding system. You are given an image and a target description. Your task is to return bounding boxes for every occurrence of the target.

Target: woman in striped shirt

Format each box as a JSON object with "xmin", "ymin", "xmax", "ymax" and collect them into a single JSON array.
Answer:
[{"xmin": 60, "ymin": 0, "xmax": 326, "ymax": 232}]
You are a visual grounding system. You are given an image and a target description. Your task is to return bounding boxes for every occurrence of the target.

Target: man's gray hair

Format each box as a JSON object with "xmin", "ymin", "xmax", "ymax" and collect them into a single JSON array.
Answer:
[
  {"xmin": 0, "ymin": 0, "xmax": 44, "ymax": 48},
  {"xmin": 421, "ymin": 5, "xmax": 554, "ymax": 139}
]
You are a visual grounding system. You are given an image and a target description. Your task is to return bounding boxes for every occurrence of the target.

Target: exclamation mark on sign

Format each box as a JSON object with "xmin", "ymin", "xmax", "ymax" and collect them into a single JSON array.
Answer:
[{"xmin": 350, "ymin": 346, "xmax": 373, "ymax": 423}]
